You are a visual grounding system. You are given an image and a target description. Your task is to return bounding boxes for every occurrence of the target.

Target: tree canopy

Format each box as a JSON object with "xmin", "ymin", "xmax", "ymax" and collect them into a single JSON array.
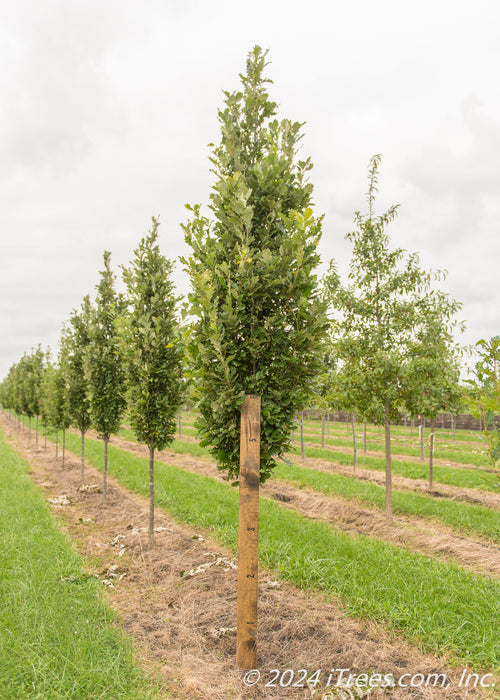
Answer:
[{"xmin": 182, "ymin": 46, "xmax": 328, "ymax": 483}]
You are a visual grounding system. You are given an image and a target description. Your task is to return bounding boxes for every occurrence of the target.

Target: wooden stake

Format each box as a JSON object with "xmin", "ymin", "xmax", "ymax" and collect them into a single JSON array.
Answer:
[{"xmin": 236, "ymin": 395, "xmax": 261, "ymax": 670}]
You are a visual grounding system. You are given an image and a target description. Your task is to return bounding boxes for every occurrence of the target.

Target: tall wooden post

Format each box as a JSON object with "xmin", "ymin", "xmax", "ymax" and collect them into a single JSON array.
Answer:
[{"xmin": 237, "ymin": 395, "xmax": 261, "ymax": 669}]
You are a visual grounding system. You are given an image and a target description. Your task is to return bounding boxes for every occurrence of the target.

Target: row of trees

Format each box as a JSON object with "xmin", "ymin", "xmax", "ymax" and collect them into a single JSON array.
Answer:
[
  {"xmin": 1, "ymin": 46, "xmax": 473, "ymax": 529},
  {"xmin": 1, "ymin": 222, "xmax": 183, "ymax": 546}
]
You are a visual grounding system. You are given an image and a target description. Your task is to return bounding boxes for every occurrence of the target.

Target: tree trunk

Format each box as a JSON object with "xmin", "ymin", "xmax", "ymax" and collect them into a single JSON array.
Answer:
[
  {"xmin": 55, "ymin": 430, "xmax": 59, "ymax": 459},
  {"xmin": 44, "ymin": 423, "xmax": 47, "ymax": 450},
  {"xmin": 35, "ymin": 416, "xmax": 39, "ymax": 446},
  {"xmin": 403, "ymin": 415, "xmax": 407, "ymax": 446},
  {"xmin": 384, "ymin": 402, "xmax": 392, "ymax": 522},
  {"xmin": 327, "ymin": 411, "xmax": 330, "ymax": 436},
  {"xmin": 148, "ymin": 441, "xmax": 155, "ymax": 547},
  {"xmin": 363, "ymin": 420, "xmax": 367, "ymax": 454},
  {"xmin": 429, "ymin": 420, "xmax": 435, "ymax": 491},
  {"xmin": 178, "ymin": 415, "xmax": 182, "ymax": 438},
  {"xmin": 300, "ymin": 411, "xmax": 305, "ymax": 462},
  {"xmin": 420, "ymin": 420, "xmax": 425, "ymax": 462},
  {"xmin": 351, "ymin": 414, "xmax": 357, "ymax": 471},
  {"xmin": 103, "ymin": 435, "xmax": 109, "ymax": 502},
  {"xmin": 321, "ymin": 414, "xmax": 325, "ymax": 448},
  {"xmin": 28, "ymin": 416, "xmax": 31, "ymax": 439},
  {"xmin": 452, "ymin": 414, "xmax": 455, "ymax": 441},
  {"xmin": 80, "ymin": 430, "xmax": 85, "ymax": 482},
  {"xmin": 62, "ymin": 429, "xmax": 66, "ymax": 467}
]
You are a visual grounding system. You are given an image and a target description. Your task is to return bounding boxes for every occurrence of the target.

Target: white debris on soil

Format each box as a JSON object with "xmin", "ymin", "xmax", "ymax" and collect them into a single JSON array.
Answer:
[
  {"xmin": 182, "ymin": 553, "xmax": 237, "ymax": 577},
  {"xmin": 77, "ymin": 483, "xmax": 101, "ymax": 493},
  {"xmin": 48, "ymin": 495, "xmax": 71, "ymax": 506},
  {"xmin": 110, "ymin": 534, "xmax": 125, "ymax": 546},
  {"xmin": 207, "ymin": 627, "xmax": 236, "ymax": 639}
]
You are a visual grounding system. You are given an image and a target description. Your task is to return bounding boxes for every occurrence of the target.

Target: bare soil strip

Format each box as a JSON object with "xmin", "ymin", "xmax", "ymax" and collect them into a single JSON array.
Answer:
[{"xmin": 2, "ymin": 417, "xmax": 496, "ymax": 699}]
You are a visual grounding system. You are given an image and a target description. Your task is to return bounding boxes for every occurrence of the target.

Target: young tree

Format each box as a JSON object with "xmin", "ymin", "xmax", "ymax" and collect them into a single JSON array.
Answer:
[
  {"xmin": 324, "ymin": 155, "xmax": 462, "ymax": 520},
  {"xmin": 16, "ymin": 347, "xmax": 44, "ymax": 441},
  {"xmin": 404, "ymin": 314, "xmax": 463, "ymax": 489},
  {"xmin": 39, "ymin": 352, "xmax": 55, "ymax": 450},
  {"xmin": 182, "ymin": 45, "xmax": 327, "ymax": 483},
  {"xmin": 466, "ymin": 336, "xmax": 500, "ymax": 487},
  {"xmin": 63, "ymin": 296, "xmax": 92, "ymax": 480},
  {"xmin": 120, "ymin": 217, "xmax": 184, "ymax": 546},
  {"xmin": 86, "ymin": 251, "xmax": 126, "ymax": 501}
]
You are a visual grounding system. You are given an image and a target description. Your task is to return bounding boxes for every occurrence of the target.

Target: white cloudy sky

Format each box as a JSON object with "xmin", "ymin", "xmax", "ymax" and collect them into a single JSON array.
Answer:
[{"xmin": 1, "ymin": 0, "xmax": 499, "ymax": 379}]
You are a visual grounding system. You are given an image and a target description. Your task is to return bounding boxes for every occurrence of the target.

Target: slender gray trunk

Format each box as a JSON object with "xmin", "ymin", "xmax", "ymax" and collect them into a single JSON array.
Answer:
[
  {"xmin": 44, "ymin": 423, "xmax": 47, "ymax": 450},
  {"xmin": 403, "ymin": 415, "xmax": 406, "ymax": 446},
  {"xmin": 420, "ymin": 420, "xmax": 425, "ymax": 462},
  {"xmin": 351, "ymin": 414, "xmax": 357, "ymax": 471},
  {"xmin": 149, "ymin": 441, "xmax": 155, "ymax": 547},
  {"xmin": 384, "ymin": 402, "xmax": 392, "ymax": 522},
  {"xmin": 429, "ymin": 420, "xmax": 435, "ymax": 490},
  {"xmin": 300, "ymin": 411, "xmax": 305, "ymax": 462},
  {"xmin": 452, "ymin": 415, "xmax": 455, "ymax": 440},
  {"xmin": 62, "ymin": 429, "xmax": 66, "ymax": 467},
  {"xmin": 28, "ymin": 416, "xmax": 31, "ymax": 439},
  {"xmin": 55, "ymin": 430, "xmax": 59, "ymax": 458},
  {"xmin": 178, "ymin": 415, "xmax": 182, "ymax": 438},
  {"xmin": 35, "ymin": 416, "xmax": 39, "ymax": 446},
  {"xmin": 327, "ymin": 412, "xmax": 330, "ymax": 436},
  {"xmin": 363, "ymin": 420, "xmax": 367, "ymax": 454},
  {"xmin": 321, "ymin": 414, "xmax": 325, "ymax": 448},
  {"xmin": 103, "ymin": 435, "xmax": 109, "ymax": 502},
  {"xmin": 80, "ymin": 430, "xmax": 85, "ymax": 482}
]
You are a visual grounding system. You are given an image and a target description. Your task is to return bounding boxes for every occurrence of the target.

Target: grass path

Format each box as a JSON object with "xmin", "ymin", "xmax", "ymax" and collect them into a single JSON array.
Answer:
[{"xmin": 0, "ymin": 428, "xmax": 164, "ymax": 700}]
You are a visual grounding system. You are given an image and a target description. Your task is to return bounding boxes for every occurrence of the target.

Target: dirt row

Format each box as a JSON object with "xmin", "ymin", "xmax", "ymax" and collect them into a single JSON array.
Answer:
[{"xmin": 1, "ymin": 414, "xmax": 497, "ymax": 699}]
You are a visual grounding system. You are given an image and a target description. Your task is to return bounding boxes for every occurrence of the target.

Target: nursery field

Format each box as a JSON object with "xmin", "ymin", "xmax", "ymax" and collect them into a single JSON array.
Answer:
[{"xmin": 1, "ymin": 410, "xmax": 499, "ymax": 699}]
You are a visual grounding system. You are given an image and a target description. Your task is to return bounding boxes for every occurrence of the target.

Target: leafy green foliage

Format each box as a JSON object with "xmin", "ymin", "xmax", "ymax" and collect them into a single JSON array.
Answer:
[
  {"xmin": 119, "ymin": 217, "xmax": 184, "ymax": 452},
  {"xmin": 63, "ymin": 296, "xmax": 92, "ymax": 435},
  {"xmin": 86, "ymin": 251, "xmax": 125, "ymax": 440},
  {"xmin": 40, "ymin": 355, "xmax": 70, "ymax": 432},
  {"xmin": 324, "ymin": 155, "xmax": 462, "ymax": 425},
  {"xmin": 466, "ymin": 336, "xmax": 500, "ymax": 478},
  {"xmin": 182, "ymin": 46, "xmax": 328, "ymax": 482}
]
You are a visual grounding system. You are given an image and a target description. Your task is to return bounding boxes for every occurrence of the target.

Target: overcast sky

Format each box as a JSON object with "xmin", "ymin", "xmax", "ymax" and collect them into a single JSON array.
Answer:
[{"xmin": 1, "ymin": 0, "xmax": 499, "ymax": 379}]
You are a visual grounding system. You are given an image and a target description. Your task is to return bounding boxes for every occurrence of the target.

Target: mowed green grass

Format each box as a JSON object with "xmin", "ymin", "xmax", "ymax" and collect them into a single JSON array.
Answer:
[
  {"xmin": 57, "ymin": 430, "xmax": 500, "ymax": 670},
  {"xmin": 272, "ymin": 461, "xmax": 500, "ymax": 542},
  {"xmin": 119, "ymin": 427, "xmax": 500, "ymax": 542},
  {"xmin": 0, "ymin": 428, "xmax": 163, "ymax": 700},
  {"xmin": 288, "ymin": 444, "xmax": 500, "ymax": 491},
  {"xmin": 128, "ymin": 416, "xmax": 500, "ymax": 492}
]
